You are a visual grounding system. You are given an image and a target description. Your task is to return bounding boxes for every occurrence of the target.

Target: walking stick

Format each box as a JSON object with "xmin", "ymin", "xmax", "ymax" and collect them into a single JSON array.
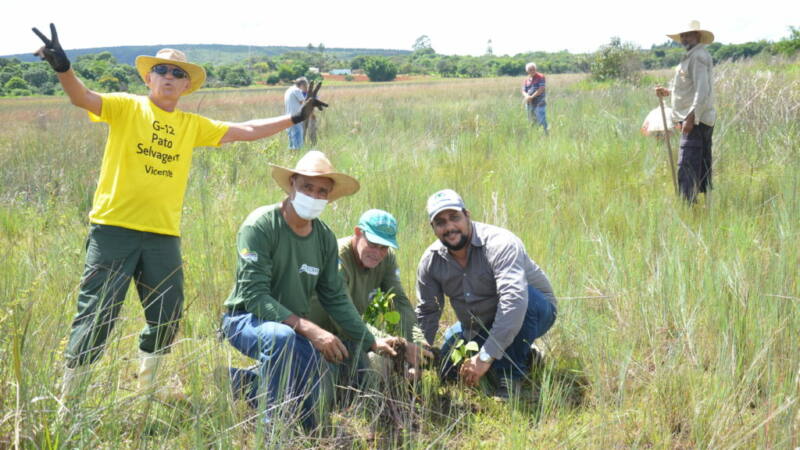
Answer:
[{"xmin": 658, "ymin": 96, "xmax": 679, "ymax": 195}]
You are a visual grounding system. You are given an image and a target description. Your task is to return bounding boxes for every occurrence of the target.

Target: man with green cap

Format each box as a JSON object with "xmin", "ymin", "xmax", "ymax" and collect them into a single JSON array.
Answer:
[
  {"xmin": 307, "ymin": 209, "xmax": 431, "ymax": 379},
  {"xmin": 30, "ymin": 23, "xmax": 327, "ymax": 414}
]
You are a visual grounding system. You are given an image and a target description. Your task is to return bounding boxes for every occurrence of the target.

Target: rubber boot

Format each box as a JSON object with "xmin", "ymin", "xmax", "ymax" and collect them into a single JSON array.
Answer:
[
  {"xmin": 137, "ymin": 350, "xmax": 186, "ymax": 402},
  {"xmin": 57, "ymin": 365, "xmax": 90, "ymax": 421}
]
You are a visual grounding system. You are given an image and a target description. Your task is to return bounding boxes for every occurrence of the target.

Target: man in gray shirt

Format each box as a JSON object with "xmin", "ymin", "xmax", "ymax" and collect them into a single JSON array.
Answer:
[{"xmin": 416, "ymin": 189, "xmax": 557, "ymax": 398}]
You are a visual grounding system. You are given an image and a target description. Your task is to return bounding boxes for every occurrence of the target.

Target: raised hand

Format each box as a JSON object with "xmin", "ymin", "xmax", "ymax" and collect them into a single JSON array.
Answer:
[
  {"xmin": 291, "ymin": 80, "xmax": 329, "ymax": 124},
  {"xmin": 32, "ymin": 23, "xmax": 71, "ymax": 73}
]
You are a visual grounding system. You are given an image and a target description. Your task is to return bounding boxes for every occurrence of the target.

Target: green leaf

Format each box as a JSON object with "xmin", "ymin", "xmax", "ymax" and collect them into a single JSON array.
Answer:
[
  {"xmin": 455, "ymin": 339, "xmax": 464, "ymax": 349},
  {"xmin": 465, "ymin": 341, "xmax": 479, "ymax": 352},
  {"xmin": 384, "ymin": 311, "xmax": 401, "ymax": 324},
  {"xmin": 450, "ymin": 350, "xmax": 463, "ymax": 365}
]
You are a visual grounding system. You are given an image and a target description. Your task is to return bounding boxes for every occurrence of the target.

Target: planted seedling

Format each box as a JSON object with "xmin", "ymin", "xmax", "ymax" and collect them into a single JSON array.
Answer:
[
  {"xmin": 449, "ymin": 339, "xmax": 479, "ymax": 365},
  {"xmin": 364, "ymin": 288, "xmax": 401, "ymax": 335}
]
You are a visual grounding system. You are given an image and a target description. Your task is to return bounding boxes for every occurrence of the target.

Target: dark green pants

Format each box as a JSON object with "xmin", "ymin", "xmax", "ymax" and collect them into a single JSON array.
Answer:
[{"xmin": 65, "ymin": 224, "xmax": 184, "ymax": 368}]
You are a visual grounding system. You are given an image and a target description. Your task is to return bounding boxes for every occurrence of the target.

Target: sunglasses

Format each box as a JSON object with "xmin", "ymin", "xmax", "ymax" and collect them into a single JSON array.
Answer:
[{"xmin": 151, "ymin": 64, "xmax": 189, "ymax": 79}]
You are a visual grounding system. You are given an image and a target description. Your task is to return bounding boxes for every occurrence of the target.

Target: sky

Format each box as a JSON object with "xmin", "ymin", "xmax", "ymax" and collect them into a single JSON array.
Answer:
[{"xmin": 2, "ymin": 0, "xmax": 798, "ymax": 58}]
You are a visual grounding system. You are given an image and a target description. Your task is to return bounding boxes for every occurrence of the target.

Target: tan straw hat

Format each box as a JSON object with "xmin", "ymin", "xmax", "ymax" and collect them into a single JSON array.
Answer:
[
  {"xmin": 667, "ymin": 20, "xmax": 715, "ymax": 45},
  {"xmin": 135, "ymin": 48, "xmax": 206, "ymax": 95},
  {"xmin": 270, "ymin": 151, "xmax": 360, "ymax": 201}
]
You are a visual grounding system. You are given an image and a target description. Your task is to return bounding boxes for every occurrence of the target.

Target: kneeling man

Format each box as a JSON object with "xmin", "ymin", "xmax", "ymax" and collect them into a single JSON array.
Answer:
[
  {"xmin": 416, "ymin": 189, "xmax": 557, "ymax": 398},
  {"xmin": 221, "ymin": 151, "xmax": 398, "ymax": 429}
]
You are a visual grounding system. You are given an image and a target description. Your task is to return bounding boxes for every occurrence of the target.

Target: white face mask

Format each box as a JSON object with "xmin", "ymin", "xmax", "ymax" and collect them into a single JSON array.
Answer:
[{"xmin": 291, "ymin": 191, "xmax": 328, "ymax": 220}]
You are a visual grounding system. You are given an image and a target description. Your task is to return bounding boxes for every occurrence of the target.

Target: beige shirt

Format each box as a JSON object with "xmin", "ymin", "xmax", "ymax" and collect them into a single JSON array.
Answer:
[{"xmin": 670, "ymin": 44, "xmax": 716, "ymax": 127}]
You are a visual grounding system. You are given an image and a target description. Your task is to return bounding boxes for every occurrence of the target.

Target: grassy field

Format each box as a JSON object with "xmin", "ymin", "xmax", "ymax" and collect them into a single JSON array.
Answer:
[{"xmin": 1, "ymin": 56, "xmax": 799, "ymax": 448}]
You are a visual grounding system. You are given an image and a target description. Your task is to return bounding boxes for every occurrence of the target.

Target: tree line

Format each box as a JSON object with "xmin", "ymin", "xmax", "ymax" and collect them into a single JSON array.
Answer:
[{"xmin": 1, "ymin": 27, "xmax": 797, "ymax": 97}]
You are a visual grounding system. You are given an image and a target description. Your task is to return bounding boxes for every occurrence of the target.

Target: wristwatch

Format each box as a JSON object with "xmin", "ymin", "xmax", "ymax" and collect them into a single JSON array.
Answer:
[{"xmin": 478, "ymin": 348, "xmax": 493, "ymax": 363}]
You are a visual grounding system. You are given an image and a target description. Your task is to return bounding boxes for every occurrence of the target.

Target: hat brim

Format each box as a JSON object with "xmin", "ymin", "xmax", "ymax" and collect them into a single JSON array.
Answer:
[
  {"xmin": 428, "ymin": 206, "xmax": 463, "ymax": 223},
  {"xmin": 270, "ymin": 165, "xmax": 360, "ymax": 201},
  {"xmin": 667, "ymin": 30, "xmax": 714, "ymax": 45},
  {"xmin": 135, "ymin": 55, "xmax": 206, "ymax": 96},
  {"xmin": 363, "ymin": 229, "xmax": 399, "ymax": 249}
]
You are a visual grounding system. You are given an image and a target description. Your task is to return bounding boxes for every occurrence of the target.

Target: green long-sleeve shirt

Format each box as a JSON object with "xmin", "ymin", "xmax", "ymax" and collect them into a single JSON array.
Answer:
[
  {"xmin": 307, "ymin": 237, "xmax": 423, "ymax": 342},
  {"xmin": 223, "ymin": 204, "xmax": 375, "ymax": 352}
]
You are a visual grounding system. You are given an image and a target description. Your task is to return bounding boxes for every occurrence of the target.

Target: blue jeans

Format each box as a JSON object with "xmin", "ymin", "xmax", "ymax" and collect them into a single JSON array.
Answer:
[
  {"xmin": 222, "ymin": 312, "xmax": 323, "ymax": 429},
  {"xmin": 527, "ymin": 103, "xmax": 548, "ymax": 133},
  {"xmin": 287, "ymin": 123, "xmax": 304, "ymax": 149},
  {"xmin": 439, "ymin": 285, "xmax": 556, "ymax": 381}
]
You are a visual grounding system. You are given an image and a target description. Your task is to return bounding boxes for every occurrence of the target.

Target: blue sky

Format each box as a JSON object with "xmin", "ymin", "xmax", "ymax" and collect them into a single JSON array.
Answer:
[{"xmin": 3, "ymin": 0, "xmax": 798, "ymax": 57}]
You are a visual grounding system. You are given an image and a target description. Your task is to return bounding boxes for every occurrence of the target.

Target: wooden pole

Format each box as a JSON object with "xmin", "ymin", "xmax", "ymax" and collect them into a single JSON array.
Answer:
[{"xmin": 658, "ymin": 96, "xmax": 679, "ymax": 195}]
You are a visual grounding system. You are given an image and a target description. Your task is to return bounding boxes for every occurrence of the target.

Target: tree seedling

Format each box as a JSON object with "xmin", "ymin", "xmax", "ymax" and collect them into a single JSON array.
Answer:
[
  {"xmin": 449, "ymin": 339, "xmax": 479, "ymax": 365},
  {"xmin": 364, "ymin": 288, "xmax": 401, "ymax": 335}
]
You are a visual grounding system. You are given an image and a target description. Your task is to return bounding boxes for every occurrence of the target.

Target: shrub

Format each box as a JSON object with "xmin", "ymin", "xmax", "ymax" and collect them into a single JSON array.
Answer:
[
  {"xmin": 363, "ymin": 57, "xmax": 397, "ymax": 82},
  {"xmin": 772, "ymin": 26, "xmax": 800, "ymax": 56},
  {"xmin": 4, "ymin": 76, "xmax": 30, "ymax": 91},
  {"xmin": 591, "ymin": 37, "xmax": 642, "ymax": 82},
  {"xmin": 265, "ymin": 72, "xmax": 280, "ymax": 85}
]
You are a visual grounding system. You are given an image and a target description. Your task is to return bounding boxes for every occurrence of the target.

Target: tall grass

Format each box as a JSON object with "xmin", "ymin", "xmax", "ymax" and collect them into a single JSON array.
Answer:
[{"xmin": 1, "ymin": 56, "xmax": 798, "ymax": 447}]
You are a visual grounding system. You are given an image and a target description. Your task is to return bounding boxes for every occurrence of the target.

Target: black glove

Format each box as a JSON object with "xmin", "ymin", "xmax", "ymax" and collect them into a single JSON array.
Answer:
[
  {"xmin": 291, "ymin": 80, "xmax": 329, "ymax": 124},
  {"xmin": 32, "ymin": 23, "xmax": 71, "ymax": 73}
]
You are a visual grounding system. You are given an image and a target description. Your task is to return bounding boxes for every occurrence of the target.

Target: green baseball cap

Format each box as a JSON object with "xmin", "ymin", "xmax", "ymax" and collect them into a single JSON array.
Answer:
[{"xmin": 357, "ymin": 209, "xmax": 398, "ymax": 249}]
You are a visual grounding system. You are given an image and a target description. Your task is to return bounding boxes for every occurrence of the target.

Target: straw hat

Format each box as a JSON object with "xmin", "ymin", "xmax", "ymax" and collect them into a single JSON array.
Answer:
[
  {"xmin": 135, "ymin": 48, "xmax": 206, "ymax": 95},
  {"xmin": 270, "ymin": 151, "xmax": 360, "ymax": 201},
  {"xmin": 667, "ymin": 20, "xmax": 715, "ymax": 45}
]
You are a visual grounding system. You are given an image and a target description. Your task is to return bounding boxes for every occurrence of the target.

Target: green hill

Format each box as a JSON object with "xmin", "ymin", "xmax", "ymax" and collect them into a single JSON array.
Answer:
[{"xmin": 3, "ymin": 43, "xmax": 411, "ymax": 65}]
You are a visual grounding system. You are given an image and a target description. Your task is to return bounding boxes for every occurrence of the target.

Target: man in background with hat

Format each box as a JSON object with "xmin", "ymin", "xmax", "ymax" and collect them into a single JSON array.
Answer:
[
  {"xmin": 656, "ymin": 21, "xmax": 717, "ymax": 204},
  {"xmin": 31, "ymin": 23, "xmax": 327, "ymax": 412},
  {"xmin": 416, "ymin": 189, "xmax": 557, "ymax": 399},
  {"xmin": 306, "ymin": 209, "xmax": 431, "ymax": 380},
  {"xmin": 221, "ymin": 151, "xmax": 401, "ymax": 430}
]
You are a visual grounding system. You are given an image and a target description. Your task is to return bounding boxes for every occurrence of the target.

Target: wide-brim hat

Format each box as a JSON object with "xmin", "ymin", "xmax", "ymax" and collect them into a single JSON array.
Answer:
[
  {"xmin": 270, "ymin": 150, "xmax": 360, "ymax": 201},
  {"xmin": 135, "ymin": 48, "xmax": 206, "ymax": 96},
  {"xmin": 667, "ymin": 20, "xmax": 714, "ymax": 45}
]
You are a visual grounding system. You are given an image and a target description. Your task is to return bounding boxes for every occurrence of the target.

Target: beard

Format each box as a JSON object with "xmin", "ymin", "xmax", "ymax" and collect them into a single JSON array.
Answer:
[{"xmin": 440, "ymin": 231, "xmax": 469, "ymax": 251}]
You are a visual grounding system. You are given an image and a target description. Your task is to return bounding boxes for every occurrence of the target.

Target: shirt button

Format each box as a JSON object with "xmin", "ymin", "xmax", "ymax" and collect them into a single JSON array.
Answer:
[{"xmin": 466, "ymin": 293, "xmax": 471, "ymax": 297}]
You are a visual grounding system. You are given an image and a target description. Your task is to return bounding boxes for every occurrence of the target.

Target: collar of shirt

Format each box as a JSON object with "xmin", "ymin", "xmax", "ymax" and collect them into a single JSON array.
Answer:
[{"xmin": 683, "ymin": 43, "xmax": 706, "ymax": 61}]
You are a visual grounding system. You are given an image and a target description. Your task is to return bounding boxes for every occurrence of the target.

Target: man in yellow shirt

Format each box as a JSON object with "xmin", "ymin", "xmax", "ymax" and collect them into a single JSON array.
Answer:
[{"xmin": 32, "ymin": 23, "xmax": 327, "ymax": 412}]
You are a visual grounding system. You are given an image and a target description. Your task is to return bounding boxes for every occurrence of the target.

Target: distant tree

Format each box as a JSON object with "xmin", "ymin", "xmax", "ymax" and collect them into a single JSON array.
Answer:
[
  {"xmin": 486, "ymin": 39, "xmax": 493, "ymax": 56},
  {"xmin": 22, "ymin": 65, "xmax": 52, "ymax": 88},
  {"xmin": 221, "ymin": 65, "xmax": 252, "ymax": 87},
  {"xmin": 456, "ymin": 58, "xmax": 485, "ymax": 78},
  {"xmin": 413, "ymin": 35, "xmax": 433, "ymax": 52},
  {"xmin": 265, "ymin": 72, "xmax": 280, "ymax": 85},
  {"xmin": 772, "ymin": 26, "xmax": 800, "ymax": 56},
  {"xmin": 350, "ymin": 55, "xmax": 369, "ymax": 70},
  {"xmin": 495, "ymin": 57, "xmax": 524, "ymax": 76},
  {"xmin": 713, "ymin": 41, "xmax": 770, "ymax": 61},
  {"xmin": 591, "ymin": 37, "xmax": 642, "ymax": 82},
  {"xmin": 98, "ymin": 74, "xmax": 122, "ymax": 92},
  {"xmin": 436, "ymin": 57, "xmax": 458, "ymax": 77},
  {"xmin": 0, "ymin": 65, "xmax": 22, "ymax": 87},
  {"xmin": 4, "ymin": 76, "xmax": 31, "ymax": 91},
  {"xmin": 363, "ymin": 56, "xmax": 397, "ymax": 81}
]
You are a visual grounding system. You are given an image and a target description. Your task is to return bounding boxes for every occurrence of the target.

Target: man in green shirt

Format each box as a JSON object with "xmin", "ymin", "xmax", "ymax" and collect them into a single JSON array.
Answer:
[
  {"xmin": 221, "ymin": 151, "xmax": 400, "ymax": 430},
  {"xmin": 307, "ymin": 209, "xmax": 431, "ymax": 379}
]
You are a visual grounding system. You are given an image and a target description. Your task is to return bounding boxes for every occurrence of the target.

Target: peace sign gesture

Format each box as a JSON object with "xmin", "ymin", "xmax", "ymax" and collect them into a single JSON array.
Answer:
[
  {"xmin": 291, "ymin": 80, "xmax": 329, "ymax": 124},
  {"xmin": 32, "ymin": 23, "xmax": 71, "ymax": 73}
]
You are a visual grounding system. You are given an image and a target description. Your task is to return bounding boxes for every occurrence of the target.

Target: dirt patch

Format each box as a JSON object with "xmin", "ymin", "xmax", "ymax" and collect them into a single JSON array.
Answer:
[{"xmin": 322, "ymin": 73, "xmax": 415, "ymax": 83}]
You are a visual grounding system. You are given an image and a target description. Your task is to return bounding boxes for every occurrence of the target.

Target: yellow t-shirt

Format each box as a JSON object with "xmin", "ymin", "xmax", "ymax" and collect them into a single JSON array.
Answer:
[{"xmin": 88, "ymin": 93, "xmax": 229, "ymax": 236}]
